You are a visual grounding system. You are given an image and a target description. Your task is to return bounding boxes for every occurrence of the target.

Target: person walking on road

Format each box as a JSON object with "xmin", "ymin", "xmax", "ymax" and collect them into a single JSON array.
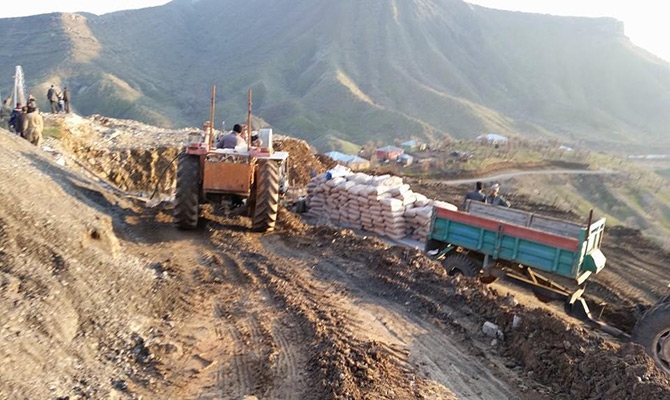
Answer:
[
  {"xmin": 47, "ymin": 85, "xmax": 58, "ymax": 113},
  {"xmin": 24, "ymin": 106, "xmax": 44, "ymax": 146},
  {"xmin": 461, "ymin": 181, "xmax": 486, "ymax": 210}
]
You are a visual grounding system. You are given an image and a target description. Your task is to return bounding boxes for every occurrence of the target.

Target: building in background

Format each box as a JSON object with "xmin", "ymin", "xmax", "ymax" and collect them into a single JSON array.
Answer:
[
  {"xmin": 324, "ymin": 151, "xmax": 371, "ymax": 171},
  {"xmin": 376, "ymin": 145, "xmax": 404, "ymax": 161},
  {"xmin": 400, "ymin": 139, "xmax": 426, "ymax": 153}
]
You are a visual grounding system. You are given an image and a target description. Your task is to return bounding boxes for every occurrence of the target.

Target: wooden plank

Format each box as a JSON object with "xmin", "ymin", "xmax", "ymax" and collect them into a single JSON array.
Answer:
[
  {"xmin": 529, "ymin": 216, "xmax": 583, "ymax": 239},
  {"xmin": 468, "ymin": 202, "xmax": 532, "ymax": 227}
]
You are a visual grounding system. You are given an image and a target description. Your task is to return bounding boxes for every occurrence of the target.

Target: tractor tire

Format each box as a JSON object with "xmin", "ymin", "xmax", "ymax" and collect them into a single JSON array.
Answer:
[
  {"xmin": 174, "ymin": 153, "xmax": 200, "ymax": 230},
  {"xmin": 442, "ymin": 253, "xmax": 479, "ymax": 277},
  {"xmin": 631, "ymin": 301, "xmax": 670, "ymax": 375},
  {"xmin": 251, "ymin": 160, "xmax": 280, "ymax": 232}
]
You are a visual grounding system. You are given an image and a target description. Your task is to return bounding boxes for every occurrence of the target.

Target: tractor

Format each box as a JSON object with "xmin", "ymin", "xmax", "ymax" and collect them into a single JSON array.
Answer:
[{"xmin": 173, "ymin": 87, "xmax": 288, "ymax": 232}]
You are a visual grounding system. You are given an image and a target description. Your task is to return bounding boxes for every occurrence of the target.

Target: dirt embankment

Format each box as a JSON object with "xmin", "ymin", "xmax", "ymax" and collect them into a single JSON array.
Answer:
[{"xmin": 47, "ymin": 114, "xmax": 334, "ymax": 196}]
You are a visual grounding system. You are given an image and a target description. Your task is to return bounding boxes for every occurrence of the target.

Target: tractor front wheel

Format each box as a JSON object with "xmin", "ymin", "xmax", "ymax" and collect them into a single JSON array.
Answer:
[
  {"xmin": 251, "ymin": 160, "xmax": 280, "ymax": 232},
  {"xmin": 174, "ymin": 153, "xmax": 200, "ymax": 230}
]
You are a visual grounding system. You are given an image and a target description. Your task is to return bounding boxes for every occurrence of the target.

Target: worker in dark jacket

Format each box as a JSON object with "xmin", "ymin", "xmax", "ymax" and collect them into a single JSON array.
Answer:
[
  {"xmin": 461, "ymin": 181, "xmax": 486, "ymax": 210},
  {"xmin": 486, "ymin": 183, "xmax": 511, "ymax": 207},
  {"xmin": 62, "ymin": 87, "xmax": 70, "ymax": 113},
  {"xmin": 9, "ymin": 103, "xmax": 22, "ymax": 134},
  {"xmin": 0, "ymin": 98, "xmax": 12, "ymax": 131},
  {"xmin": 17, "ymin": 106, "xmax": 28, "ymax": 138},
  {"xmin": 216, "ymin": 123, "xmax": 246, "ymax": 149},
  {"xmin": 47, "ymin": 85, "xmax": 58, "ymax": 113}
]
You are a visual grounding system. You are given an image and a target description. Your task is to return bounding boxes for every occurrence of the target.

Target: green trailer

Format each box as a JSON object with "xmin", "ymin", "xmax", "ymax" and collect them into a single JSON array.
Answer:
[
  {"xmin": 426, "ymin": 201, "xmax": 606, "ymax": 313},
  {"xmin": 424, "ymin": 200, "xmax": 670, "ymax": 374}
]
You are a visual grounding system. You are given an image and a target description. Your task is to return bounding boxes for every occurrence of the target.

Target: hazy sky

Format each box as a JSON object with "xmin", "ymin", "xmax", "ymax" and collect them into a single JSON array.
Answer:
[
  {"xmin": 0, "ymin": 0, "xmax": 667, "ymax": 62},
  {"xmin": 467, "ymin": 0, "xmax": 669, "ymax": 62},
  {"xmin": 0, "ymin": 0, "xmax": 170, "ymax": 18}
]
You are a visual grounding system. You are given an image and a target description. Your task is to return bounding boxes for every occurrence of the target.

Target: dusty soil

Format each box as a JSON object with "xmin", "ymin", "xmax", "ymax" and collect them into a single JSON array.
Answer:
[{"xmin": 1, "ymin": 114, "xmax": 670, "ymax": 399}]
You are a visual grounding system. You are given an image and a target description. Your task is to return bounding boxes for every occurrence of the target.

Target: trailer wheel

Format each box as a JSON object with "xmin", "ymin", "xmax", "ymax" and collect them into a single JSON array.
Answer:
[
  {"xmin": 632, "ymin": 301, "xmax": 670, "ymax": 374},
  {"xmin": 174, "ymin": 153, "xmax": 200, "ymax": 230},
  {"xmin": 442, "ymin": 254, "xmax": 479, "ymax": 277},
  {"xmin": 251, "ymin": 160, "xmax": 280, "ymax": 232}
]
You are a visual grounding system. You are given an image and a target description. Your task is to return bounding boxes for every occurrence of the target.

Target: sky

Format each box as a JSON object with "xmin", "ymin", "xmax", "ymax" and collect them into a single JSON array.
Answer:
[
  {"xmin": 0, "ymin": 1, "xmax": 171, "ymax": 19},
  {"xmin": 467, "ymin": 0, "xmax": 669, "ymax": 62},
  {"xmin": 0, "ymin": 0, "xmax": 667, "ymax": 62}
]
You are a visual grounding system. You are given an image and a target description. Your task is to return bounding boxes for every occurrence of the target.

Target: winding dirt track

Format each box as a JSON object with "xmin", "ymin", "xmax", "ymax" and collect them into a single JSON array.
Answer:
[{"xmin": 130, "ymin": 208, "xmax": 532, "ymax": 399}]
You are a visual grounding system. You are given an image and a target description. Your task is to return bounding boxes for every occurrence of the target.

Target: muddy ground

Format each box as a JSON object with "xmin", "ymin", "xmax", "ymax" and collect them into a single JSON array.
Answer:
[{"xmin": 1, "ymin": 115, "xmax": 670, "ymax": 399}]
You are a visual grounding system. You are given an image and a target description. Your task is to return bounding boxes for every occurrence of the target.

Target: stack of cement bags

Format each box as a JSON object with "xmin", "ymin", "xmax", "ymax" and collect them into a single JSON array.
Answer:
[{"xmin": 306, "ymin": 169, "xmax": 457, "ymax": 242}]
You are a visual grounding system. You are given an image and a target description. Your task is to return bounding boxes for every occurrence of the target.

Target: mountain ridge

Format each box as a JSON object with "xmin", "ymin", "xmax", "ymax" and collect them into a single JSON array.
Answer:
[{"xmin": 1, "ymin": 0, "xmax": 668, "ymax": 152}]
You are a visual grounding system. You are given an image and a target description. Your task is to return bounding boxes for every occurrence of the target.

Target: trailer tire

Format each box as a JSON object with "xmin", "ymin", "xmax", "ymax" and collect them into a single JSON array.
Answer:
[
  {"xmin": 174, "ymin": 153, "xmax": 200, "ymax": 230},
  {"xmin": 251, "ymin": 160, "xmax": 280, "ymax": 232},
  {"xmin": 631, "ymin": 301, "xmax": 670, "ymax": 375},
  {"xmin": 442, "ymin": 254, "xmax": 479, "ymax": 277}
]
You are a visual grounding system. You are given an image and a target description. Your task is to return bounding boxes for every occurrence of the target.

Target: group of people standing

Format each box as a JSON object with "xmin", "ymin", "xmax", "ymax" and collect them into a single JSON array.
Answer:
[
  {"xmin": 462, "ymin": 181, "xmax": 511, "ymax": 209},
  {"xmin": 0, "ymin": 96, "xmax": 44, "ymax": 146},
  {"xmin": 46, "ymin": 85, "xmax": 70, "ymax": 114}
]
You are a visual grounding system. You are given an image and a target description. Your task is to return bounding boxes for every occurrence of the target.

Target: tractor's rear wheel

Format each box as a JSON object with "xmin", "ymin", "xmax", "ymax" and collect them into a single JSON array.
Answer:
[
  {"xmin": 251, "ymin": 160, "xmax": 280, "ymax": 232},
  {"xmin": 174, "ymin": 153, "xmax": 200, "ymax": 230},
  {"xmin": 632, "ymin": 301, "xmax": 670, "ymax": 375}
]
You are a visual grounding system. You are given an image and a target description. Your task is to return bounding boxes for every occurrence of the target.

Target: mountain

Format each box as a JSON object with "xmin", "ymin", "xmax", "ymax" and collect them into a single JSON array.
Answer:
[{"xmin": 1, "ymin": 0, "xmax": 669, "ymax": 152}]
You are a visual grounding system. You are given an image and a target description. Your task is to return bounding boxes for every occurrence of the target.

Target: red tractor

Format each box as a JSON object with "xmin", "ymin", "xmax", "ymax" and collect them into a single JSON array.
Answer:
[{"xmin": 174, "ymin": 87, "xmax": 288, "ymax": 232}]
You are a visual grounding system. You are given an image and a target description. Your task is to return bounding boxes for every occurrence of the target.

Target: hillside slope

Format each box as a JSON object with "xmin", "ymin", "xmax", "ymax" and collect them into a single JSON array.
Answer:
[{"xmin": 1, "ymin": 0, "xmax": 669, "ymax": 151}]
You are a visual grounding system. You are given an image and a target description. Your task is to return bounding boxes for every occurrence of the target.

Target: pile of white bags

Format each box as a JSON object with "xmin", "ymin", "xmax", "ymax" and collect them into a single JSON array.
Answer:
[{"xmin": 306, "ymin": 168, "xmax": 457, "ymax": 242}]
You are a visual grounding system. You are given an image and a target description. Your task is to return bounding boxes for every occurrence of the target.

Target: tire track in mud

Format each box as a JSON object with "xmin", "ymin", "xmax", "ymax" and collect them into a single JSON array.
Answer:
[
  {"xmin": 260, "ymin": 234, "xmax": 520, "ymax": 399},
  {"xmin": 210, "ymin": 229, "xmax": 424, "ymax": 399},
  {"xmin": 202, "ymin": 249, "xmax": 311, "ymax": 399}
]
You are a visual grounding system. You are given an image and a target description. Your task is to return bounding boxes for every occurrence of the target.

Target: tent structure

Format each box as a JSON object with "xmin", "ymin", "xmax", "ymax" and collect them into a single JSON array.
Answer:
[{"xmin": 477, "ymin": 133, "xmax": 508, "ymax": 144}]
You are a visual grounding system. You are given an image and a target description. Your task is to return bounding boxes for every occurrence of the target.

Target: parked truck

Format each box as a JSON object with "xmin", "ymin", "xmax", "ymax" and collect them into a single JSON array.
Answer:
[{"xmin": 425, "ymin": 200, "xmax": 670, "ymax": 374}]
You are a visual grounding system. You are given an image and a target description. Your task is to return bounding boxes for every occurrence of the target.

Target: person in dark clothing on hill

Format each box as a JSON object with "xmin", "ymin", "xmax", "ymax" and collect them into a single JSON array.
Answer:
[
  {"xmin": 0, "ymin": 98, "xmax": 12, "ymax": 131},
  {"xmin": 461, "ymin": 181, "xmax": 486, "ymax": 210},
  {"xmin": 9, "ymin": 103, "xmax": 22, "ymax": 134},
  {"xmin": 17, "ymin": 106, "xmax": 28, "ymax": 138},
  {"xmin": 47, "ymin": 85, "xmax": 58, "ymax": 113},
  {"xmin": 62, "ymin": 87, "xmax": 70, "ymax": 113}
]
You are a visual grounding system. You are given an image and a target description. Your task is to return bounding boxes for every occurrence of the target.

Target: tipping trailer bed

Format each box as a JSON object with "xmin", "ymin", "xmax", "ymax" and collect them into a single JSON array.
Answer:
[{"xmin": 425, "ymin": 201, "xmax": 608, "ymax": 321}]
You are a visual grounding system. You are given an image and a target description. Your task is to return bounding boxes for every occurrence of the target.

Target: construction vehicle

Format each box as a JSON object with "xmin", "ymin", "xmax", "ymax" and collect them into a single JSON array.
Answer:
[
  {"xmin": 173, "ymin": 87, "xmax": 288, "ymax": 232},
  {"xmin": 425, "ymin": 200, "xmax": 670, "ymax": 374}
]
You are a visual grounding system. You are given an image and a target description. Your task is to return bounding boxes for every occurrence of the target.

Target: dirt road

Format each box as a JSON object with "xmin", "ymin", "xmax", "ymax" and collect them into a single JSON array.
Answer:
[{"xmin": 441, "ymin": 169, "xmax": 617, "ymax": 185}]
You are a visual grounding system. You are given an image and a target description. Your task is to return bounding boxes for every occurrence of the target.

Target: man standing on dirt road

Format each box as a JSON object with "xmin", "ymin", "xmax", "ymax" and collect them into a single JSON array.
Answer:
[
  {"xmin": 486, "ymin": 183, "xmax": 511, "ymax": 207},
  {"xmin": 461, "ymin": 181, "xmax": 486, "ymax": 210},
  {"xmin": 24, "ymin": 106, "xmax": 44, "ymax": 147}
]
